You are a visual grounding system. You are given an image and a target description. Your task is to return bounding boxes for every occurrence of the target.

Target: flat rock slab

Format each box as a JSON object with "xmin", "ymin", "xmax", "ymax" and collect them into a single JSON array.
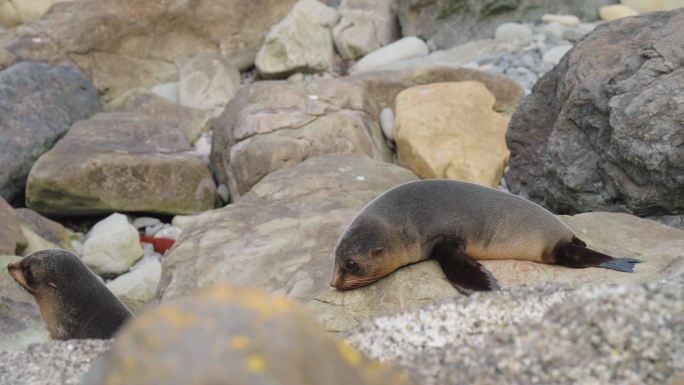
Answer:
[
  {"xmin": 0, "ymin": 61, "xmax": 100, "ymax": 202},
  {"xmin": 310, "ymin": 212, "xmax": 684, "ymax": 332},
  {"xmin": 157, "ymin": 155, "xmax": 417, "ymax": 303},
  {"xmin": 26, "ymin": 112, "xmax": 216, "ymax": 216}
]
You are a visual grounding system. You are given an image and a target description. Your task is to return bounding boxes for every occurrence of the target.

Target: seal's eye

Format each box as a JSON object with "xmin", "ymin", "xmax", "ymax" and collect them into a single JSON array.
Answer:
[
  {"xmin": 23, "ymin": 265, "xmax": 34, "ymax": 285},
  {"xmin": 344, "ymin": 260, "xmax": 358, "ymax": 272}
]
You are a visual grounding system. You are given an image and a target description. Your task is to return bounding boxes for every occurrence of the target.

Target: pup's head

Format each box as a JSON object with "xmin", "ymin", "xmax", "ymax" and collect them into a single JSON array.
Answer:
[
  {"xmin": 7, "ymin": 249, "xmax": 87, "ymax": 298},
  {"xmin": 331, "ymin": 216, "xmax": 419, "ymax": 291}
]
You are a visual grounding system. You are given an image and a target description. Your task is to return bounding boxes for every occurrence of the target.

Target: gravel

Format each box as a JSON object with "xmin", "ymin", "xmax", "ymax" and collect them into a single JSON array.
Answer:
[{"xmin": 346, "ymin": 277, "xmax": 684, "ymax": 385}]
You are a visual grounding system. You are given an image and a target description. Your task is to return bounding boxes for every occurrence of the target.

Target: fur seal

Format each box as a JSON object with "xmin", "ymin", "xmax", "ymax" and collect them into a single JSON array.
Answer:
[
  {"xmin": 7, "ymin": 249, "xmax": 132, "ymax": 339},
  {"xmin": 331, "ymin": 180, "xmax": 642, "ymax": 293}
]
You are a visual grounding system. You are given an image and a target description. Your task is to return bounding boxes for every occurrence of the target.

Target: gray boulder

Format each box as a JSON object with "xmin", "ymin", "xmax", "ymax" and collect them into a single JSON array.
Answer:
[
  {"xmin": 505, "ymin": 10, "xmax": 684, "ymax": 225},
  {"xmin": 397, "ymin": 0, "xmax": 614, "ymax": 50},
  {"xmin": 0, "ymin": 62, "xmax": 101, "ymax": 203}
]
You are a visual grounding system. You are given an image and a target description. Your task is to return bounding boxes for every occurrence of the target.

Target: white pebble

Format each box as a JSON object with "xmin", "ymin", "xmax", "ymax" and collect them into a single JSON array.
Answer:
[{"xmin": 380, "ymin": 108, "xmax": 395, "ymax": 142}]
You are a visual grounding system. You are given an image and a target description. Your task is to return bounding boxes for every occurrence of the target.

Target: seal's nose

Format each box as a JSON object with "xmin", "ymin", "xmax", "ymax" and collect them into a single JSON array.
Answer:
[
  {"xmin": 330, "ymin": 269, "xmax": 344, "ymax": 289},
  {"xmin": 7, "ymin": 261, "xmax": 18, "ymax": 274}
]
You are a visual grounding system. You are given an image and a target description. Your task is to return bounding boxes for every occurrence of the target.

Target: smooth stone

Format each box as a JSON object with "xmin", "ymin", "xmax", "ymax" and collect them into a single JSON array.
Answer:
[
  {"xmin": 18, "ymin": 225, "xmax": 60, "ymax": 256},
  {"xmin": 106, "ymin": 259, "xmax": 161, "ymax": 313},
  {"xmin": 621, "ymin": 0, "xmax": 684, "ymax": 13},
  {"xmin": 216, "ymin": 184, "xmax": 230, "ymax": 204},
  {"xmin": 494, "ymin": 23, "xmax": 533, "ymax": 45},
  {"xmin": 537, "ymin": 22, "xmax": 567, "ymax": 43},
  {"xmin": 14, "ymin": 209, "xmax": 80, "ymax": 251},
  {"xmin": 352, "ymin": 36, "xmax": 429, "ymax": 74},
  {"xmin": 542, "ymin": 45, "xmax": 572, "ymax": 64},
  {"xmin": 82, "ymin": 213, "xmax": 143, "ymax": 276},
  {"xmin": 395, "ymin": 81, "xmax": 510, "ymax": 186},
  {"xmin": 0, "ymin": 197, "xmax": 27, "ymax": 255},
  {"xmin": 541, "ymin": 14, "xmax": 581, "ymax": 26},
  {"xmin": 333, "ymin": 0, "xmax": 400, "ymax": 60},
  {"xmin": 151, "ymin": 82, "xmax": 180, "ymax": 104},
  {"xmin": 0, "ymin": 0, "xmax": 68, "ymax": 27},
  {"xmin": 380, "ymin": 107, "xmax": 395, "ymax": 141},
  {"xmin": 600, "ymin": 4, "xmax": 639, "ymax": 21},
  {"xmin": 179, "ymin": 53, "xmax": 241, "ymax": 112},
  {"xmin": 132, "ymin": 217, "xmax": 161, "ymax": 229}
]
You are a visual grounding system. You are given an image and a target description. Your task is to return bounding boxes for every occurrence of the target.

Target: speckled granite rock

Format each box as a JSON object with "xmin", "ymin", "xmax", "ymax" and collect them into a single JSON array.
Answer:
[{"xmin": 347, "ymin": 277, "xmax": 684, "ymax": 385}]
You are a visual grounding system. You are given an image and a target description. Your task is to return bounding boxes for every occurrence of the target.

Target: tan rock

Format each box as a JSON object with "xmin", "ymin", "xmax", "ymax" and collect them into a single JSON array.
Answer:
[
  {"xmin": 157, "ymin": 155, "xmax": 417, "ymax": 303},
  {"xmin": 395, "ymin": 81, "xmax": 510, "ymax": 186},
  {"xmin": 26, "ymin": 112, "xmax": 217, "ymax": 216},
  {"xmin": 541, "ymin": 13, "xmax": 581, "ymax": 26},
  {"xmin": 621, "ymin": 0, "xmax": 684, "ymax": 13},
  {"xmin": 333, "ymin": 0, "xmax": 400, "ymax": 60},
  {"xmin": 310, "ymin": 212, "xmax": 684, "ymax": 332},
  {"xmin": 600, "ymin": 4, "xmax": 639, "ymax": 21},
  {"xmin": 0, "ymin": 0, "xmax": 72, "ymax": 27},
  {"xmin": 0, "ymin": 0, "xmax": 296, "ymax": 100},
  {"xmin": 0, "ymin": 197, "xmax": 27, "ymax": 255},
  {"xmin": 178, "ymin": 54, "xmax": 241, "ymax": 113}
]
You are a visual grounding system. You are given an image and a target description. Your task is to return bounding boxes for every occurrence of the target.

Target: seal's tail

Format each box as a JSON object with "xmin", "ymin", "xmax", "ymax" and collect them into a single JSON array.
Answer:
[{"xmin": 557, "ymin": 238, "xmax": 643, "ymax": 273}]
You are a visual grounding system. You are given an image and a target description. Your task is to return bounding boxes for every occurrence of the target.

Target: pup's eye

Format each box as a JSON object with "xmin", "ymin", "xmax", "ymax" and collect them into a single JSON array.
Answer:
[
  {"xmin": 344, "ymin": 260, "xmax": 359, "ymax": 272},
  {"xmin": 23, "ymin": 265, "xmax": 34, "ymax": 285}
]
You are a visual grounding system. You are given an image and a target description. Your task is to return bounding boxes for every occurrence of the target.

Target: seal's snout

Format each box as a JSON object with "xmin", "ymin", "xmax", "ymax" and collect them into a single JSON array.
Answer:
[{"xmin": 330, "ymin": 270, "xmax": 344, "ymax": 290}]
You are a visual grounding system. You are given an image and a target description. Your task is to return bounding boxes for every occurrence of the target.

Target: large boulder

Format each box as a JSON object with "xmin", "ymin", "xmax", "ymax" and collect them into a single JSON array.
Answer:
[
  {"xmin": 178, "ymin": 53, "xmax": 241, "ymax": 113},
  {"xmin": 396, "ymin": 0, "xmax": 614, "ymax": 50},
  {"xmin": 255, "ymin": 0, "xmax": 340, "ymax": 78},
  {"xmin": 347, "ymin": 277, "xmax": 684, "ymax": 385},
  {"xmin": 394, "ymin": 81, "xmax": 510, "ymax": 186},
  {"xmin": 157, "ymin": 155, "xmax": 417, "ymax": 303},
  {"xmin": 0, "ymin": 0, "xmax": 296, "ymax": 101},
  {"xmin": 210, "ymin": 79, "xmax": 392, "ymax": 199},
  {"xmin": 333, "ymin": 0, "xmax": 400, "ymax": 60},
  {"xmin": 0, "ymin": 198, "xmax": 26, "ymax": 255},
  {"xmin": 0, "ymin": 62, "xmax": 101, "ymax": 203},
  {"xmin": 83, "ymin": 285, "xmax": 414, "ymax": 385},
  {"xmin": 505, "ymin": 10, "xmax": 684, "ymax": 224},
  {"xmin": 309, "ymin": 212, "xmax": 684, "ymax": 332},
  {"xmin": 26, "ymin": 112, "xmax": 217, "ymax": 216}
]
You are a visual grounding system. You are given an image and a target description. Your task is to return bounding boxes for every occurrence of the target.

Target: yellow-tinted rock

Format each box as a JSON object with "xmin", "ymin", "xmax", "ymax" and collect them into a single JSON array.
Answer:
[
  {"xmin": 600, "ymin": 4, "xmax": 639, "ymax": 21},
  {"xmin": 83, "ymin": 284, "xmax": 414, "ymax": 385},
  {"xmin": 621, "ymin": 0, "xmax": 684, "ymax": 13},
  {"xmin": 541, "ymin": 14, "xmax": 580, "ymax": 26},
  {"xmin": 395, "ymin": 81, "xmax": 510, "ymax": 187}
]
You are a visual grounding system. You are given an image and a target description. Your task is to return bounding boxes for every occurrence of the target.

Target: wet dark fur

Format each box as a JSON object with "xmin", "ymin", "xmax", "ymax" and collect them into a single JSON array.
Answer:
[{"xmin": 7, "ymin": 249, "xmax": 132, "ymax": 339}]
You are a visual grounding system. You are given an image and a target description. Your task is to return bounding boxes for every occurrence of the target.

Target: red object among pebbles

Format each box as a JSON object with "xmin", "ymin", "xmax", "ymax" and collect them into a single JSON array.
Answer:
[{"xmin": 140, "ymin": 235, "xmax": 175, "ymax": 254}]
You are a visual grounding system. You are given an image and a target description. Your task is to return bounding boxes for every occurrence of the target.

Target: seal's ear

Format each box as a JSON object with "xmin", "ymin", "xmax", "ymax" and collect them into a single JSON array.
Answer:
[
  {"xmin": 370, "ymin": 248, "xmax": 384, "ymax": 258},
  {"xmin": 48, "ymin": 282, "xmax": 57, "ymax": 289}
]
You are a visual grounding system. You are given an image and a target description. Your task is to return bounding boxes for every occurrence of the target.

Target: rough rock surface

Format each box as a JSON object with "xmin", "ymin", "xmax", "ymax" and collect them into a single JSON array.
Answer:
[
  {"xmin": 82, "ymin": 213, "xmax": 143, "ymax": 276},
  {"xmin": 26, "ymin": 112, "xmax": 217, "ymax": 215},
  {"xmin": 110, "ymin": 90, "xmax": 212, "ymax": 144},
  {"xmin": 347, "ymin": 277, "xmax": 684, "ymax": 385},
  {"xmin": 0, "ymin": 62, "xmax": 101, "ymax": 202},
  {"xmin": 83, "ymin": 285, "xmax": 413, "ymax": 385},
  {"xmin": 309, "ymin": 212, "xmax": 684, "ymax": 332},
  {"xmin": 0, "ymin": 0, "xmax": 296, "ymax": 100},
  {"xmin": 255, "ymin": 0, "xmax": 340, "ymax": 78},
  {"xmin": 210, "ymin": 79, "xmax": 392, "ymax": 199},
  {"xmin": 396, "ymin": 0, "xmax": 614, "ymax": 50},
  {"xmin": 0, "ymin": 340, "xmax": 111, "ymax": 385},
  {"xmin": 505, "ymin": 10, "xmax": 684, "ymax": 224},
  {"xmin": 157, "ymin": 155, "xmax": 417, "ymax": 303},
  {"xmin": 333, "ymin": 0, "xmax": 400, "ymax": 60},
  {"xmin": 178, "ymin": 53, "xmax": 241, "ymax": 113},
  {"xmin": 395, "ymin": 81, "xmax": 510, "ymax": 186},
  {"xmin": 0, "ymin": 198, "xmax": 27, "ymax": 255}
]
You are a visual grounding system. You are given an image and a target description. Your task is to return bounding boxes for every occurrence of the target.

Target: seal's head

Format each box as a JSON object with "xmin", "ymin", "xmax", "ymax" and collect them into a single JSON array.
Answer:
[
  {"xmin": 331, "ymin": 216, "xmax": 420, "ymax": 291},
  {"xmin": 7, "ymin": 251, "xmax": 62, "ymax": 297}
]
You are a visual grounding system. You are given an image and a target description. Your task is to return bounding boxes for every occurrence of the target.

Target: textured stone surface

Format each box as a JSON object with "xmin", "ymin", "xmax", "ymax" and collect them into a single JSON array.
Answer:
[
  {"xmin": 26, "ymin": 112, "xmax": 217, "ymax": 215},
  {"xmin": 0, "ymin": 0, "xmax": 296, "ymax": 100},
  {"xmin": 347, "ymin": 277, "xmax": 684, "ymax": 385},
  {"xmin": 0, "ymin": 340, "xmax": 111, "ymax": 385},
  {"xmin": 395, "ymin": 81, "xmax": 510, "ymax": 186},
  {"xmin": 0, "ymin": 62, "xmax": 101, "ymax": 202},
  {"xmin": 210, "ymin": 79, "xmax": 391, "ymax": 199},
  {"xmin": 0, "ymin": 198, "xmax": 27, "ymax": 255},
  {"xmin": 333, "ymin": 0, "xmax": 399, "ymax": 60},
  {"xmin": 397, "ymin": 0, "xmax": 614, "ymax": 50},
  {"xmin": 82, "ymin": 213, "xmax": 143, "ymax": 276},
  {"xmin": 505, "ymin": 10, "xmax": 684, "ymax": 223},
  {"xmin": 309, "ymin": 212, "xmax": 684, "ymax": 332},
  {"xmin": 85, "ymin": 285, "xmax": 414, "ymax": 385},
  {"xmin": 110, "ymin": 90, "xmax": 212, "ymax": 144},
  {"xmin": 178, "ymin": 53, "xmax": 241, "ymax": 113},
  {"xmin": 157, "ymin": 155, "xmax": 417, "ymax": 303},
  {"xmin": 256, "ymin": 0, "xmax": 339, "ymax": 78}
]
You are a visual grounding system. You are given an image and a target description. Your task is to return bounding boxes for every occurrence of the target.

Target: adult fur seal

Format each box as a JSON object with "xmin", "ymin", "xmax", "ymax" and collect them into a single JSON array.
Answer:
[
  {"xmin": 7, "ymin": 249, "xmax": 132, "ymax": 339},
  {"xmin": 331, "ymin": 180, "xmax": 642, "ymax": 293}
]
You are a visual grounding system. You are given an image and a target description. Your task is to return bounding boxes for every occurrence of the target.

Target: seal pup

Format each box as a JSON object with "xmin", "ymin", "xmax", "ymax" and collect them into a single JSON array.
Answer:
[
  {"xmin": 7, "ymin": 249, "xmax": 132, "ymax": 339},
  {"xmin": 331, "ymin": 180, "xmax": 642, "ymax": 293}
]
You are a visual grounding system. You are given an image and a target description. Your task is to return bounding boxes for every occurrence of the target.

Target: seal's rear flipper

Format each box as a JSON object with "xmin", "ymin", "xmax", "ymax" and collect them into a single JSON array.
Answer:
[
  {"xmin": 557, "ymin": 242, "xmax": 643, "ymax": 273},
  {"xmin": 432, "ymin": 239, "xmax": 500, "ymax": 294}
]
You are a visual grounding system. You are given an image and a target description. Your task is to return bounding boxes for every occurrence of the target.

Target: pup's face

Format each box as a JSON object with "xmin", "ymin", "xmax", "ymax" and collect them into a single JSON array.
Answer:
[
  {"xmin": 330, "ymin": 219, "xmax": 416, "ymax": 291},
  {"xmin": 7, "ymin": 253, "xmax": 57, "ymax": 297}
]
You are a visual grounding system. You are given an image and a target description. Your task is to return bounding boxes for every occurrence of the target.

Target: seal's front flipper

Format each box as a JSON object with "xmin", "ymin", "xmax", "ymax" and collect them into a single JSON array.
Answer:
[
  {"xmin": 432, "ymin": 239, "xmax": 500, "ymax": 294},
  {"xmin": 557, "ymin": 242, "xmax": 643, "ymax": 273}
]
